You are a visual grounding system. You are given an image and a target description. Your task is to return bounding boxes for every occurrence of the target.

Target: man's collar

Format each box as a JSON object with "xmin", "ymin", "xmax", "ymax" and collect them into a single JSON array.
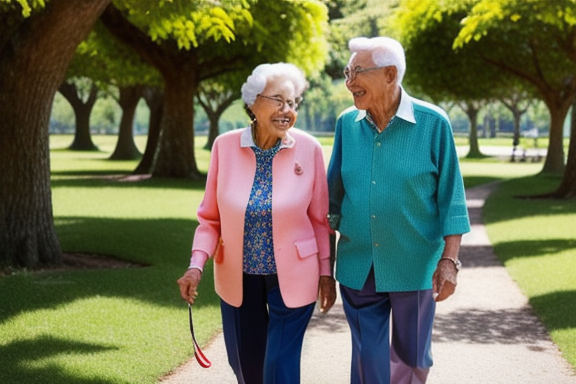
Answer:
[
  {"xmin": 354, "ymin": 87, "xmax": 416, "ymax": 124},
  {"xmin": 240, "ymin": 127, "xmax": 296, "ymax": 149}
]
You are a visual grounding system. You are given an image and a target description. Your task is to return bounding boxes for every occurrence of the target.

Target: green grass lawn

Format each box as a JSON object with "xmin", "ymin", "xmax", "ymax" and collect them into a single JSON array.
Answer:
[
  {"xmin": 483, "ymin": 175, "xmax": 576, "ymax": 369},
  {"xmin": 0, "ymin": 133, "xmax": 574, "ymax": 383}
]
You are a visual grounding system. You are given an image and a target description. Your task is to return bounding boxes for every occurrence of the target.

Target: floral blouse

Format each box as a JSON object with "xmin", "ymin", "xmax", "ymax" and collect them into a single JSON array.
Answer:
[{"xmin": 243, "ymin": 142, "xmax": 281, "ymax": 274}]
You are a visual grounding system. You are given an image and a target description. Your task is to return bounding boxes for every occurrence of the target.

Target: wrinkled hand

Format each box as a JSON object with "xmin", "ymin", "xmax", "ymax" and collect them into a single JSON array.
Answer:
[
  {"xmin": 432, "ymin": 261, "xmax": 458, "ymax": 302},
  {"xmin": 318, "ymin": 276, "xmax": 336, "ymax": 313},
  {"xmin": 177, "ymin": 268, "xmax": 203, "ymax": 305}
]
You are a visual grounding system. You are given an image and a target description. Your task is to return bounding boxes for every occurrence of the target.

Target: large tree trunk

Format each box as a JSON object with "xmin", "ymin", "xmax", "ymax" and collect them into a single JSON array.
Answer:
[
  {"xmin": 540, "ymin": 101, "xmax": 569, "ymax": 175},
  {"xmin": 133, "ymin": 86, "xmax": 163, "ymax": 175},
  {"xmin": 0, "ymin": 0, "xmax": 111, "ymax": 268},
  {"xmin": 153, "ymin": 67, "xmax": 200, "ymax": 177},
  {"xmin": 100, "ymin": 4, "xmax": 202, "ymax": 179},
  {"xmin": 58, "ymin": 81, "xmax": 99, "ymax": 151},
  {"xmin": 109, "ymin": 85, "xmax": 143, "ymax": 160},
  {"xmin": 549, "ymin": 100, "xmax": 576, "ymax": 198}
]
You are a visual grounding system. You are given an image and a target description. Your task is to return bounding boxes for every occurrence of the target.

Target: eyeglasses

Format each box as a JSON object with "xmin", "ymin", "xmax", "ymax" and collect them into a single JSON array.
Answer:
[
  {"xmin": 257, "ymin": 94, "xmax": 303, "ymax": 111},
  {"xmin": 343, "ymin": 66, "xmax": 387, "ymax": 81}
]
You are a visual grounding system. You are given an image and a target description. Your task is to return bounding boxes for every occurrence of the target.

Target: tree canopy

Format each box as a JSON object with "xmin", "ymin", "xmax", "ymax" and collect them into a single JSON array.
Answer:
[{"xmin": 453, "ymin": 0, "xmax": 576, "ymax": 196}]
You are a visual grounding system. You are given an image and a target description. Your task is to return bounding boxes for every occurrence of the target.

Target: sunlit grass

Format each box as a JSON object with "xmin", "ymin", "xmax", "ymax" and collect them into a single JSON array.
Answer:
[{"xmin": 484, "ymin": 175, "xmax": 576, "ymax": 369}]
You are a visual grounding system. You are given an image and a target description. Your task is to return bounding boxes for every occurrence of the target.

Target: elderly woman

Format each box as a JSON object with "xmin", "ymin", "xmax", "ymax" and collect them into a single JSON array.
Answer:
[
  {"xmin": 178, "ymin": 62, "xmax": 336, "ymax": 384},
  {"xmin": 327, "ymin": 37, "xmax": 470, "ymax": 384}
]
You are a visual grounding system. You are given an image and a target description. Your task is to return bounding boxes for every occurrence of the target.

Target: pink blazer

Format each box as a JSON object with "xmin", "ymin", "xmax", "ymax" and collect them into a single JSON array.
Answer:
[{"xmin": 192, "ymin": 127, "xmax": 331, "ymax": 308}]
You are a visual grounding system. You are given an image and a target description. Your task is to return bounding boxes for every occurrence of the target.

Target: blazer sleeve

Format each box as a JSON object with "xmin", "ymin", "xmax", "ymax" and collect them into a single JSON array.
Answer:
[
  {"xmin": 192, "ymin": 137, "xmax": 222, "ymax": 257},
  {"xmin": 310, "ymin": 142, "xmax": 332, "ymax": 276}
]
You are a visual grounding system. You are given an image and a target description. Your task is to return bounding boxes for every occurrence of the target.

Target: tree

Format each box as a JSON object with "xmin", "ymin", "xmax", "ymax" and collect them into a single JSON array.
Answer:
[
  {"xmin": 109, "ymin": 84, "xmax": 143, "ymax": 160},
  {"xmin": 392, "ymin": 0, "xmax": 510, "ymax": 158},
  {"xmin": 196, "ymin": 77, "xmax": 241, "ymax": 151},
  {"xmin": 67, "ymin": 21, "xmax": 162, "ymax": 160},
  {"xmin": 498, "ymin": 86, "xmax": 536, "ymax": 162},
  {"xmin": 100, "ymin": 0, "xmax": 328, "ymax": 178},
  {"xmin": 133, "ymin": 86, "xmax": 163, "ymax": 174},
  {"xmin": 0, "ymin": 0, "xmax": 112, "ymax": 268},
  {"xmin": 454, "ymin": 0, "xmax": 576, "ymax": 184},
  {"xmin": 58, "ymin": 78, "xmax": 100, "ymax": 150}
]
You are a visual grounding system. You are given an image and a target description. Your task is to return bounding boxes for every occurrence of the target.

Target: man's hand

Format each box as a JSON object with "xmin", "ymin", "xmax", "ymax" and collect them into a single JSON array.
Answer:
[
  {"xmin": 432, "ymin": 260, "xmax": 458, "ymax": 302},
  {"xmin": 177, "ymin": 268, "xmax": 203, "ymax": 305},
  {"xmin": 318, "ymin": 276, "xmax": 336, "ymax": 313}
]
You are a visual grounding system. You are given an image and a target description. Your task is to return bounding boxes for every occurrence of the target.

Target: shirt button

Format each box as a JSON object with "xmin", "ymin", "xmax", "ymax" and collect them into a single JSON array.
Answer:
[
  {"xmin": 374, "ymin": 243, "xmax": 379, "ymax": 247},
  {"xmin": 376, "ymin": 142, "xmax": 381, "ymax": 147},
  {"xmin": 372, "ymin": 181, "xmax": 376, "ymax": 185},
  {"xmin": 372, "ymin": 215, "xmax": 376, "ymax": 219}
]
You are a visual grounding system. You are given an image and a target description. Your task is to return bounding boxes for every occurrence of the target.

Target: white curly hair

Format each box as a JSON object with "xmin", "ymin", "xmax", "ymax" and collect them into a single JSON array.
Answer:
[{"xmin": 241, "ymin": 63, "xmax": 308, "ymax": 107}]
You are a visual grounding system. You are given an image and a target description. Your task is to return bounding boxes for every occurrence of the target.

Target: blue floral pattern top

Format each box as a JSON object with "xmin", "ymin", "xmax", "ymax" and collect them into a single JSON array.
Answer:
[{"xmin": 243, "ymin": 142, "xmax": 281, "ymax": 274}]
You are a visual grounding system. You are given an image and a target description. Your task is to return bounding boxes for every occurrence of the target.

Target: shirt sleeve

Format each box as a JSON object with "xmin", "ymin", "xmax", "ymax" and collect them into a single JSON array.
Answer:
[
  {"xmin": 436, "ymin": 119, "xmax": 471, "ymax": 236},
  {"xmin": 327, "ymin": 116, "xmax": 344, "ymax": 230}
]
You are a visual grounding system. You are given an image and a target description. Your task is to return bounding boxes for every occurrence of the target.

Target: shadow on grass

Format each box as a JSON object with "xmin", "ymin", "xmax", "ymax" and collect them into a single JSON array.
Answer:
[
  {"xmin": 462, "ymin": 175, "xmax": 503, "ymax": 190},
  {"xmin": 51, "ymin": 175, "xmax": 207, "ymax": 191},
  {"xmin": 493, "ymin": 239, "xmax": 576, "ymax": 263},
  {"xmin": 483, "ymin": 175, "xmax": 576, "ymax": 224},
  {"xmin": 0, "ymin": 216, "xmax": 220, "ymax": 323},
  {"xmin": 0, "ymin": 336, "xmax": 119, "ymax": 384},
  {"xmin": 530, "ymin": 290, "xmax": 576, "ymax": 331}
]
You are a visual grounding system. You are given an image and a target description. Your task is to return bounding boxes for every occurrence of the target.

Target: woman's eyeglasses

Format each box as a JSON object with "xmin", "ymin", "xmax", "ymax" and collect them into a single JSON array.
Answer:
[{"xmin": 257, "ymin": 94, "xmax": 303, "ymax": 111}]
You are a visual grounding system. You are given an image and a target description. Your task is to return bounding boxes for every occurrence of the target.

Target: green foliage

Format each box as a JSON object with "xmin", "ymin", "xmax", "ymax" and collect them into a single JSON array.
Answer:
[
  {"xmin": 453, "ymin": 0, "xmax": 576, "ymax": 82},
  {"xmin": 455, "ymin": 0, "xmax": 576, "ymax": 47},
  {"xmin": 114, "ymin": 0, "xmax": 254, "ymax": 50},
  {"xmin": 392, "ymin": 0, "xmax": 506, "ymax": 103},
  {"xmin": 69, "ymin": 22, "xmax": 162, "ymax": 89},
  {"xmin": 0, "ymin": 0, "xmax": 45, "ymax": 17}
]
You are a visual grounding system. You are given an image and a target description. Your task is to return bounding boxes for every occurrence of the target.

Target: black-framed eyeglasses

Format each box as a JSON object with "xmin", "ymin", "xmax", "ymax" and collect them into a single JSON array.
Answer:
[
  {"xmin": 343, "ymin": 66, "xmax": 387, "ymax": 81},
  {"xmin": 257, "ymin": 94, "xmax": 303, "ymax": 111}
]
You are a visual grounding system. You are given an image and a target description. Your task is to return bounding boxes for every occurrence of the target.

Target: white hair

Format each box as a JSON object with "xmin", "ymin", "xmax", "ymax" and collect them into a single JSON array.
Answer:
[
  {"xmin": 348, "ymin": 36, "xmax": 406, "ymax": 84},
  {"xmin": 241, "ymin": 63, "xmax": 308, "ymax": 106}
]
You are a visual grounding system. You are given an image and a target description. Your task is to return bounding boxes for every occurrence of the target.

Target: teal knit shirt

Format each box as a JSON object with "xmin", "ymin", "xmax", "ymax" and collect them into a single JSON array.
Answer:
[{"xmin": 327, "ymin": 89, "xmax": 470, "ymax": 292}]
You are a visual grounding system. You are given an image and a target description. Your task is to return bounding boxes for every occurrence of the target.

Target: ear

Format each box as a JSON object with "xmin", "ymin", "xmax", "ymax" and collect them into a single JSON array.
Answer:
[{"xmin": 384, "ymin": 66, "xmax": 397, "ymax": 84}]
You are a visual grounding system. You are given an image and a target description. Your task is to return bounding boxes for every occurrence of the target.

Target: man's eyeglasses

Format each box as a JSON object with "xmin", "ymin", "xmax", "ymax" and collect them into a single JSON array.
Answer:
[
  {"xmin": 343, "ymin": 66, "xmax": 387, "ymax": 81},
  {"xmin": 257, "ymin": 94, "xmax": 303, "ymax": 111}
]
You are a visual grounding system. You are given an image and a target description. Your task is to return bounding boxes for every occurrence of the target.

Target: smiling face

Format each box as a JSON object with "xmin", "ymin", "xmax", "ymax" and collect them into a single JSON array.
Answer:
[
  {"xmin": 345, "ymin": 50, "xmax": 396, "ymax": 112},
  {"xmin": 250, "ymin": 76, "xmax": 299, "ymax": 149}
]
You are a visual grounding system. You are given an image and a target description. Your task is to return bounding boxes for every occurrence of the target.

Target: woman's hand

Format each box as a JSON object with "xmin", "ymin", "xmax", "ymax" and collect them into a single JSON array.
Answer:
[
  {"xmin": 318, "ymin": 276, "xmax": 337, "ymax": 313},
  {"xmin": 177, "ymin": 268, "xmax": 203, "ymax": 305}
]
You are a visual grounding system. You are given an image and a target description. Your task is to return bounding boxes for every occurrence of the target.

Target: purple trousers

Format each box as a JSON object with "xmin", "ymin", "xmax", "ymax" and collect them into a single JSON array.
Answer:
[{"xmin": 340, "ymin": 268, "xmax": 435, "ymax": 384}]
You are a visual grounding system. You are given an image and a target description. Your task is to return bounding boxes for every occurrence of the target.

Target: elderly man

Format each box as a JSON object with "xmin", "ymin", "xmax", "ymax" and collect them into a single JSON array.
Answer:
[{"xmin": 327, "ymin": 36, "xmax": 470, "ymax": 384}]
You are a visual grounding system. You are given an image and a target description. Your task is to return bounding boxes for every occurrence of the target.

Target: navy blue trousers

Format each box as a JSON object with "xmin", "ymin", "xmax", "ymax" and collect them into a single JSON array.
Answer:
[
  {"xmin": 220, "ymin": 273, "xmax": 315, "ymax": 384},
  {"xmin": 340, "ymin": 268, "xmax": 435, "ymax": 384}
]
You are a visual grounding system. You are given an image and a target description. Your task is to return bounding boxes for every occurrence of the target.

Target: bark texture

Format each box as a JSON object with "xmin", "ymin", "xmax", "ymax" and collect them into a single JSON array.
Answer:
[{"xmin": 0, "ymin": 0, "xmax": 111, "ymax": 268}]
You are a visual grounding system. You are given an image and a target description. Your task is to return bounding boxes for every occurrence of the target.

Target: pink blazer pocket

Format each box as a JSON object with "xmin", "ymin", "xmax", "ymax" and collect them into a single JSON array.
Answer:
[
  {"xmin": 213, "ymin": 238, "xmax": 224, "ymax": 264},
  {"xmin": 295, "ymin": 238, "xmax": 318, "ymax": 259}
]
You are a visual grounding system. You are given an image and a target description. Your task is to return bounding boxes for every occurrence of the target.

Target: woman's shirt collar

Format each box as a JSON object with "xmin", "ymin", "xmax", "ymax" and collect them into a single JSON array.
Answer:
[{"xmin": 240, "ymin": 127, "xmax": 296, "ymax": 149}]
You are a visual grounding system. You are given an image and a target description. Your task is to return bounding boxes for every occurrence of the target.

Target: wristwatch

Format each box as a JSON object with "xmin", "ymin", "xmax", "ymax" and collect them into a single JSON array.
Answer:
[{"xmin": 439, "ymin": 257, "xmax": 462, "ymax": 272}]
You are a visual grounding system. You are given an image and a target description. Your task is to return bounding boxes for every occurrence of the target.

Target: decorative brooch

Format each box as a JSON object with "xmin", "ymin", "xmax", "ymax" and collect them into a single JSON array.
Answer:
[{"xmin": 294, "ymin": 161, "xmax": 303, "ymax": 175}]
